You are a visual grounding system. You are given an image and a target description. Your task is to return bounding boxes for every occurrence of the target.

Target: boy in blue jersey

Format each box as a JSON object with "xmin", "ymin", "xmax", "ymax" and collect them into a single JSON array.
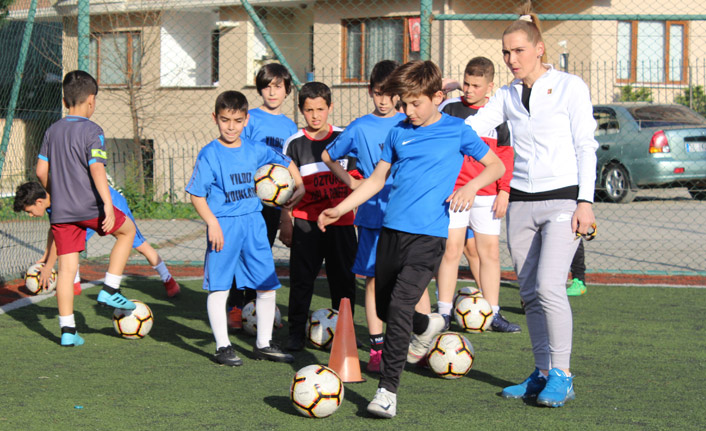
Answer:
[
  {"xmin": 318, "ymin": 61, "xmax": 505, "ymax": 418},
  {"xmin": 322, "ymin": 60, "xmax": 405, "ymax": 372},
  {"xmin": 36, "ymin": 70, "xmax": 137, "ymax": 347},
  {"xmin": 186, "ymin": 91, "xmax": 304, "ymax": 366},
  {"xmin": 14, "ymin": 182, "xmax": 180, "ymax": 298},
  {"xmin": 227, "ymin": 63, "xmax": 298, "ymax": 329}
]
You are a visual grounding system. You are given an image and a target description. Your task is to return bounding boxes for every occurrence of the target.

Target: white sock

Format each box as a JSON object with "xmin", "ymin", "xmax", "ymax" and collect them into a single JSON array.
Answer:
[
  {"xmin": 58, "ymin": 314, "xmax": 75, "ymax": 328},
  {"xmin": 153, "ymin": 261, "xmax": 171, "ymax": 282},
  {"xmin": 255, "ymin": 290, "xmax": 276, "ymax": 349},
  {"xmin": 492, "ymin": 305, "xmax": 500, "ymax": 315},
  {"xmin": 104, "ymin": 272, "xmax": 122, "ymax": 289},
  {"xmin": 74, "ymin": 268, "xmax": 80, "ymax": 284},
  {"xmin": 438, "ymin": 301, "xmax": 452, "ymax": 316},
  {"xmin": 207, "ymin": 290, "xmax": 231, "ymax": 349}
]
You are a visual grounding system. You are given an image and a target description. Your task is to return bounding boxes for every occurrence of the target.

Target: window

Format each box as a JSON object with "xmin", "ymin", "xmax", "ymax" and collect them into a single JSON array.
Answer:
[
  {"xmin": 160, "ymin": 11, "xmax": 218, "ymax": 87},
  {"xmin": 593, "ymin": 108, "xmax": 620, "ymax": 137},
  {"xmin": 89, "ymin": 31, "xmax": 142, "ymax": 86},
  {"xmin": 342, "ymin": 17, "xmax": 421, "ymax": 82},
  {"xmin": 617, "ymin": 21, "xmax": 688, "ymax": 84}
]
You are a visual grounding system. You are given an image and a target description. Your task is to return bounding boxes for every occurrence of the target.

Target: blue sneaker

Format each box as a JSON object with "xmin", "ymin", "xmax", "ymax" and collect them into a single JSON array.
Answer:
[
  {"xmin": 97, "ymin": 289, "xmax": 136, "ymax": 310},
  {"xmin": 537, "ymin": 368, "xmax": 575, "ymax": 407},
  {"xmin": 60, "ymin": 329, "xmax": 85, "ymax": 347},
  {"xmin": 501, "ymin": 368, "xmax": 547, "ymax": 398}
]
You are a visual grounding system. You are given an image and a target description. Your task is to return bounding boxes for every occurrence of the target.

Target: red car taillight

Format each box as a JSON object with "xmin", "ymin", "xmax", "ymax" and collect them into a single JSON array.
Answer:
[{"xmin": 649, "ymin": 130, "xmax": 670, "ymax": 153}]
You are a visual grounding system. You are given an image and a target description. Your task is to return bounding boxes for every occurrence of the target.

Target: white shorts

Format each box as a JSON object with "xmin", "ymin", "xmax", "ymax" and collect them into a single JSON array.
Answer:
[
  {"xmin": 469, "ymin": 195, "xmax": 502, "ymax": 235},
  {"xmin": 448, "ymin": 206, "xmax": 471, "ymax": 229}
]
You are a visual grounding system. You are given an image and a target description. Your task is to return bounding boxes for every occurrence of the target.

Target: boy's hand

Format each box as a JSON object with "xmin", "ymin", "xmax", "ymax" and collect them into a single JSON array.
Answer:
[
  {"xmin": 102, "ymin": 204, "xmax": 116, "ymax": 233},
  {"xmin": 447, "ymin": 182, "xmax": 478, "ymax": 213},
  {"xmin": 38, "ymin": 265, "xmax": 53, "ymax": 289},
  {"xmin": 282, "ymin": 183, "xmax": 305, "ymax": 209},
  {"xmin": 279, "ymin": 218, "xmax": 293, "ymax": 247},
  {"xmin": 572, "ymin": 202, "xmax": 595, "ymax": 235},
  {"xmin": 317, "ymin": 208, "xmax": 341, "ymax": 232},
  {"xmin": 442, "ymin": 78, "xmax": 461, "ymax": 95},
  {"xmin": 492, "ymin": 190, "xmax": 510, "ymax": 218},
  {"xmin": 207, "ymin": 220, "xmax": 225, "ymax": 252}
]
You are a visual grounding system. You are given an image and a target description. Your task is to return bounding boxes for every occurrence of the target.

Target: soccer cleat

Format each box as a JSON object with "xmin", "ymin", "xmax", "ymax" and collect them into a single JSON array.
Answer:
[
  {"xmin": 163, "ymin": 277, "xmax": 181, "ymax": 298},
  {"xmin": 367, "ymin": 388, "xmax": 397, "ymax": 418},
  {"xmin": 97, "ymin": 288, "xmax": 136, "ymax": 310},
  {"xmin": 441, "ymin": 313, "xmax": 451, "ymax": 331},
  {"xmin": 214, "ymin": 345, "xmax": 243, "ymax": 366},
  {"xmin": 407, "ymin": 313, "xmax": 445, "ymax": 364},
  {"xmin": 254, "ymin": 342, "xmax": 295, "ymax": 363},
  {"xmin": 490, "ymin": 312, "xmax": 521, "ymax": 333},
  {"xmin": 566, "ymin": 278, "xmax": 587, "ymax": 296},
  {"xmin": 228, "ymin": 307, "xmax": 243, "ymax": 330},
  {"xmin": 501, "ymin": 368, "xmax": 547, "ymax": 399},
  {"xmin": 60, "ymin": 328, "xmax": 84, "ymax": 347},
  {"xmin": 367, "ymin": 349, "xmax": 382, "ymax": 373},
  {"xmin": 73, "ymin": 282, "xmax": 82, "ymax": 296},
  {"xmin": 537, "ymin": 368, "xmax": 575, "ymax": 407}
]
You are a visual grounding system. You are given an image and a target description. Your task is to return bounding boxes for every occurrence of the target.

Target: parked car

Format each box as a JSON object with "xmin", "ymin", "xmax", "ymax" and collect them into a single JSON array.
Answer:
[{"xmin": 593, "ymin": 103, "xmax": 706, "ymax": 203}]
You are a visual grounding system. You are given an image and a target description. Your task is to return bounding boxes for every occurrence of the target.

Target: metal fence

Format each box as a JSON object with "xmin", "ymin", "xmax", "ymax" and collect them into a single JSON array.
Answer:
[{"xmin": 2, "ymin": 0, "xmax": 706, "ymax": 282}]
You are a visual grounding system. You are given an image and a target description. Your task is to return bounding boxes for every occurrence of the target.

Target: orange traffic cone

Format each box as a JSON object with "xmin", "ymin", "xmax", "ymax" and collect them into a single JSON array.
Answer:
[{"xmin": 328, "ymin": 297, "xmax": 365, "ymax": 383}]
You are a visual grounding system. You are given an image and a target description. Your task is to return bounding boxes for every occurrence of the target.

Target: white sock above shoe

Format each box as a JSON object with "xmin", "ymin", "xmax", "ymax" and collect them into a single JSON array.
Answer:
[
  {"xmin": 104, "ymin": 272, "xmax": 122, "ymax": 289},
  {"xmin": 438, "ymin": 301, "xmax": 452, "ymax": 316},
  {"xmin": 255, "ymin": 290, "xmax": 276, "ymax": 349},
  {"xmin": 207, "ymin": 290, "xmax": 230, "ymax": 350},
  {"xmin": 58, "ymin": 314, "xmax": 75, "ymax": 329},
  {"xmin": 492, "ymin": 305, "xmax": 500, "ymax": 315},
  {"xmin": 153, "ymin": 261, "xmax": 171, "ymax": 282}
]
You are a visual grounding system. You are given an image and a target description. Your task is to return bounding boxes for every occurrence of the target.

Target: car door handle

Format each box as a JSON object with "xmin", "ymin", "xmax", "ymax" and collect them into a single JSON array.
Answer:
[{"xmin": 601, "ymin": 144, "xmax": 610, "ymax": 150}]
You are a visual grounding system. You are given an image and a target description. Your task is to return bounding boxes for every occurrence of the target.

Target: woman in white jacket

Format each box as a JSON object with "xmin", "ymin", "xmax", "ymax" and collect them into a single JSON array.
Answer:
[{"xmin": 465, "ymin": 1, "xmax": 597, "ymax": 408}]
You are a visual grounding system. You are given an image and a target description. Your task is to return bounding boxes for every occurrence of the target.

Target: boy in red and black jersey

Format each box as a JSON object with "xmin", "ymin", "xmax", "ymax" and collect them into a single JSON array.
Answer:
[{"xmin": 280, "ymin": 82, "xmax": 361, "ymax": 351}]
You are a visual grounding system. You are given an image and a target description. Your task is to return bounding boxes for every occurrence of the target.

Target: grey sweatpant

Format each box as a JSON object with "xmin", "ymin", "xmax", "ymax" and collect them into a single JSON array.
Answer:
[{"xmin": 506, "ymin": 200, "xmax": 579, "ymax": 370}]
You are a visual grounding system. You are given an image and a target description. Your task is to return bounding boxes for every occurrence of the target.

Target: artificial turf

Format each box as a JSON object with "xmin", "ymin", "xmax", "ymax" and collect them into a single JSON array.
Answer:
[{"xmin": 1, "ymin": 278, "xmax": 704, "ymax": 430}]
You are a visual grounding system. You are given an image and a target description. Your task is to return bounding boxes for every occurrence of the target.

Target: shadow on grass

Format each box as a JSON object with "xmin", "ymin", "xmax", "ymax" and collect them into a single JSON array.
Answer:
[
  {"xmin": 264, "ymin": 395, "xmax": 297, "ymax": 416},
  {"xmin": 468, "ymin": 368, "xmax": 516, "ymax": 389}
]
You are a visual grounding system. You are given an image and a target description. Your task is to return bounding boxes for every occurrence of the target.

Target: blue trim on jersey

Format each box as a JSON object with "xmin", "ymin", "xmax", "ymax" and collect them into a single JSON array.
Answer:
[
  {"xmin": 38, "ymin": 154, "xmax": 48, "ymax": 162},
  {"xmin": 99, "ymin": 135, "xmax": 105, "ymax": 147},
  {"xmin": 381, "ymin": 113, "xmax": 489, "ymax": 238},
  {"xmin": 88, "ymin": 158, "xmax": 97, "ymax": 165}
]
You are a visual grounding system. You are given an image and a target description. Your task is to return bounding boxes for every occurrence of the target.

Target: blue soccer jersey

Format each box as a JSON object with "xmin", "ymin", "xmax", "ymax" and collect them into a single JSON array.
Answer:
[
  {"xmin": 243, "ymin": 108, "xmax": 298, "ymax": 153},
  {"xmin": 185, "ymin": 138, "xmax": 290, "ymax": 217},
  {"xmin": 381, "ymin": 113, "xmax": 489, "ymax": 238},
  {"xmin": 326, "ymin": 113, "xmax": 405, "ymax": 229}
]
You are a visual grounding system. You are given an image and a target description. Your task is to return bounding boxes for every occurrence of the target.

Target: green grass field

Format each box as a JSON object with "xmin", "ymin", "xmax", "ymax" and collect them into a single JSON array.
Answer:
[{"xmin": 1, "ymin": 278, "xmax": 704, "ymax": 430}]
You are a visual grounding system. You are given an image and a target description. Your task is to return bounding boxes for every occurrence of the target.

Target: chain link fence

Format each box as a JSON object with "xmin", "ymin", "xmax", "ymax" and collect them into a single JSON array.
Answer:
[{"xmin": 2, "ymin": 0, "xmax": 706, "ymax": 282}]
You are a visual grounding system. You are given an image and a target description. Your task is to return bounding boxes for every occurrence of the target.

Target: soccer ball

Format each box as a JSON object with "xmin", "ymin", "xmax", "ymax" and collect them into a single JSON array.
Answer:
[
  {"xmin": 254, "ymin": 164, "xmax": 295, "ymax": 207},
  {"xmin": 452, "ymin": 286, "xmax": 482, "ymax": 309},
  {"xmin": 241, "ymin": 300, "xmax": 282, "ymax": 336},
  {"xmin": 455, "ymin": 296, "xmax": 494, "ymax": 333},
  {"xmin": 306, "ymin": 308, "xmax": 338, "ymax": 349},
  {"xmin": 24, "ymin": 263, "xmax": 57, "ymax": 295},
  {"xmin": 112, "ymin": 300, "xmax": 154, "ymax": 339},
  {"xmin": 290, "ymin": 364, "xmax": 344, "ymax": 418},
  {"xmin": 426, "ymin": 332, "xmax": 475, "ymax": 379}
]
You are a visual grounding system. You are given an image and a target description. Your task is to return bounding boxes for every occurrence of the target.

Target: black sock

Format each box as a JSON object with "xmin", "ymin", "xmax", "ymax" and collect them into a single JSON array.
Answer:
[
  {"xmin": 370, "ymin": 333, "xmax": 384, "ymax": 351},
  {"xmin": 101, "ymin": 285, "xmax": 119, "ymax": 295},
  {"xmin": 412, "ymin": 312, "xmax": 429, "ymax": 334},
  {"xmin": 61, "ymin": 326, "xmax": 77, "ymax": 334}
]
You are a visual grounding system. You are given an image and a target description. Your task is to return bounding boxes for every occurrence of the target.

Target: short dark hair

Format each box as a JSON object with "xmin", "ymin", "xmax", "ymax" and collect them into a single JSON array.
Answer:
[
  {"xmin": 464, "ymin": 57, "xmax": 495, "ymax": 81},
  {"xmin": 369, "ymin": 60, "xmax": 400, "ymax": 90},
  {"xmin": 298, "ymin": 82, "xmax": 331, "ymax": 110},
  {"xmin": 13, "ymin": 181, "xmax": 47, "ymax": 213},
  {"xmin": 382, "ymin": 60, "xmax": 442, "ymax": 100},
  {"xmin": 62, "ymin": 70, "xmax": 98, "ymax": 108},
  {"xmin": 214, "ymin": 91, "xmax": 249, "ymax": 115},
  {"xmin": 256, "ymin": 63, "xmax": 293, "ymax": 95}
]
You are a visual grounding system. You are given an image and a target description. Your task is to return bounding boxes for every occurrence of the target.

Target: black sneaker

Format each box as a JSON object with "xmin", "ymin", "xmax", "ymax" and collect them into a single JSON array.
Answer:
[
  {"xmin": 490, "ymin": 312, "xmax": 521, "ymax": 333},
  {"xmin": 285, "ymin": 335, "xmax": 305, "ymax": 352},
  {"xmin": 441, "ymin": 313, "xmax": 451, "ymax": 331},
  {"xmin": 255, "ymin": 342, "xmax": 295, "ymax": 363},
  {"xmin": 214, "ymin": 345, "xmax": 243, "ymax": 366}
]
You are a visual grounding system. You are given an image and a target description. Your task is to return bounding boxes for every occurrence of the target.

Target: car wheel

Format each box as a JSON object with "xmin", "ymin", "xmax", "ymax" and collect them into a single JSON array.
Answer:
[{"xmin": 601, "ymin": 163, "xmax": 637, "ymax": 203}]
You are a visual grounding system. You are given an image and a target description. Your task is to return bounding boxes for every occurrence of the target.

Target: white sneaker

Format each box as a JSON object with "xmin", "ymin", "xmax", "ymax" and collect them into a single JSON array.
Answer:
[
  {"xmin": 407, "ymin": 313, "xmax": 445, "ymax": 364},
  {"xmin": 367, "ymin": 388, "xmax": 397, "ymax": 418}
]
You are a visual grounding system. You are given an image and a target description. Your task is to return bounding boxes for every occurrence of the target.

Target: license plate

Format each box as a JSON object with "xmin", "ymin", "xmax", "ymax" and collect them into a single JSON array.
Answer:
[{"xmin": 686, "ymin": 142, "xmax": 706, "ymax": 152}]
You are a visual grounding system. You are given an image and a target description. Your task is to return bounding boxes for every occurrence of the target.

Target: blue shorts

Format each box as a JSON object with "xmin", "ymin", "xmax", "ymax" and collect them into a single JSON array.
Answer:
[
  {"xmin": 85, "ymin": 191, "xmax": 145, "ymax": 249},
  {"xmin": 203, "ymin": 212, "xmax": 280, "ymax": 292},
  {"xmin": 466, "ymin": 228, "xmax": 474, "ymax": 240},
  {"xmin": 352, "ymin": 226, "xmax": 380, "ymax": 278}
]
